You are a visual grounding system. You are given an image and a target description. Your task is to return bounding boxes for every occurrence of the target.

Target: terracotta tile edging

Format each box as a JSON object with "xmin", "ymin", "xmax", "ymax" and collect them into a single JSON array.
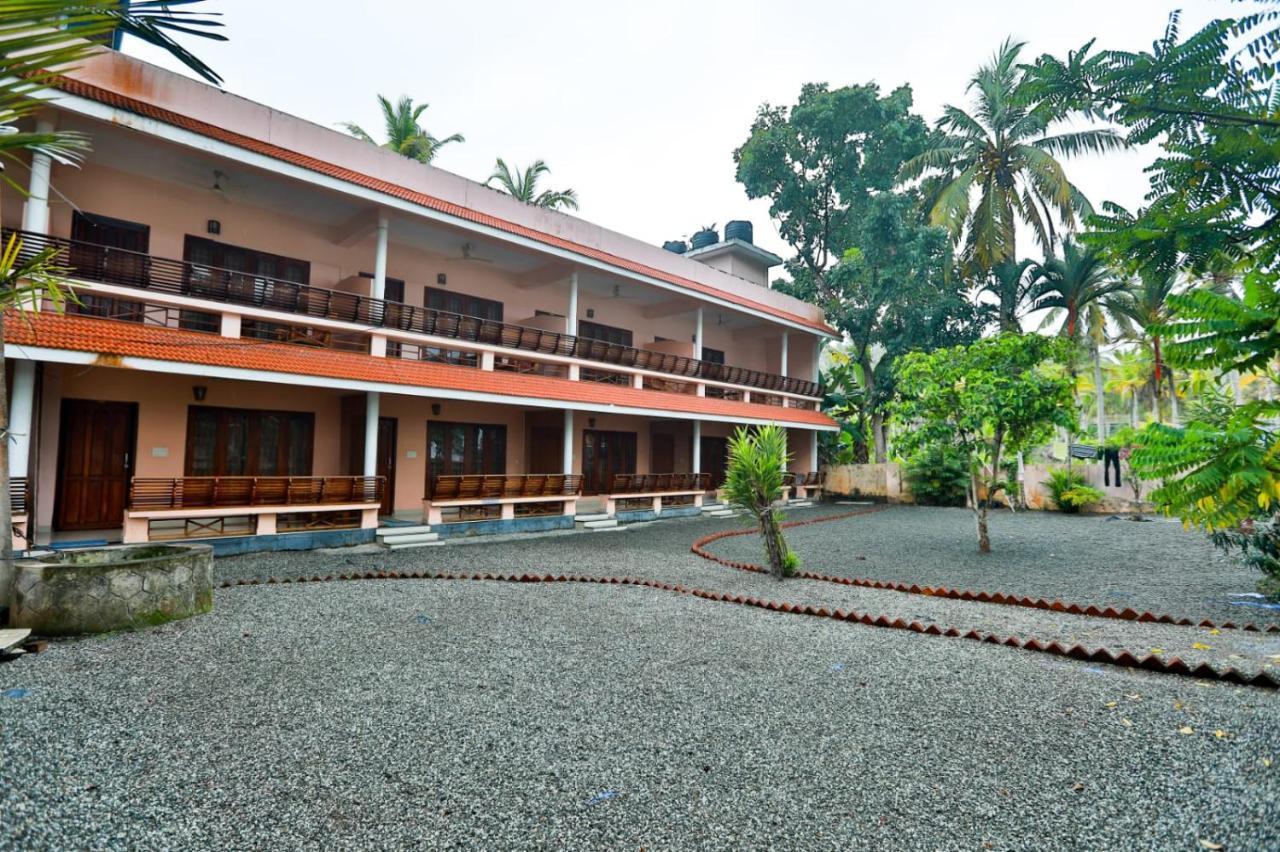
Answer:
[{"xmin": 217, "ymin": 525, "xmax": 1279, "ymax": 691}]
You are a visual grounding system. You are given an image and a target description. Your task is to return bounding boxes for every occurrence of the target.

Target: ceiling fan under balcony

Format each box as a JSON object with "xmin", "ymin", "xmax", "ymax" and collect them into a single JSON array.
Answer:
[
  {"xmin": 175, "ymin": 168, "xmax": 232, "ymax": 203},
  {"xmin": 606, "ymin": 284, "xmax": 641, "ymax": 300},
  {"xmin": 455, "ymin": 242, "xmax": 494, "ymax": 264}
]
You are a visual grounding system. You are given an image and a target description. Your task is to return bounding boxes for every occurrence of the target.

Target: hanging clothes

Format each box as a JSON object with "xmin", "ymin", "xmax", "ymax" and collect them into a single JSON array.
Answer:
[{"xmin": 1103, "ymin": 448, "xmax": 1122, "ymax": 487}]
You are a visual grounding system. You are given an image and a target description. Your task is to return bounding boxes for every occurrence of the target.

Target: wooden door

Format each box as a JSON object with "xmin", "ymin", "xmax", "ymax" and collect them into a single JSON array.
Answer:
[
  {"xmin": 651, "ymin": 433, "xmax": 675, "ymax": 473},
  {"xmin": 346, "ymin": 415, "xmax": 397, "ymax": 515},
  {"xmin": 582, "ymin": 430, "xmax": 637, "ymax": 494},
  {"xmin": 54, "ymin": 400, "xmax": 137, "ymax": 531},
  {"xmin": 700, "ymin": 436, "xmax": 730, "ymax": 489},
  {"xmin": 527, "ymin": 425, "xmax": 563, "ymax": 474}
]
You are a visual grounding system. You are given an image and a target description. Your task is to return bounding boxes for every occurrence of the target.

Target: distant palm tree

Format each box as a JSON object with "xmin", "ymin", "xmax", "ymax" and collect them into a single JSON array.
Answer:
[
  {"xmin": 1105, "ymin": 350, "xmax": 1153, "ymax": 429},
  {"xmin": 486, "ymin": 159, "xmax": 579, "ymax": 211},
  {"xmin": 978, "ymin": 257, "xmax": 1041, "ymax": 332},
  {"xmin": 1031, "ymin": 238, "xmax": 1126, "ymax": 438},
  {"xmin": 341, "ymin": 95, "xmax": 464, "ymax": 164},
  {"xmin": 900, "ymin": 38, "xmax": 1122, "ymax": 273},
  {"xmin": 1108, "ymin": 269, "xmax": 1181, "ymax": 423}
]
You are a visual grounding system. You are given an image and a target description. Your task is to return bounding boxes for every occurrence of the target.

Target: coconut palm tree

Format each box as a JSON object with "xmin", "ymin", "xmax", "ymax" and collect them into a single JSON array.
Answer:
[
  {"xmin": 341, "ymin": 96, "xmax": 464, "ymax": 164},
  {"xmin": 1105, "ymin": 349, "xmax": 1153, "ymax": 429},
  {"xmin": 1030, "ymin": 238, "xmax": 1126, "ymax": 438},
  {"xmin": 900, "ymin": 38, "xmax": 1123, "ymax": 273},
  {"xmin": 486, "ymin": 159, "xmax": 579, "ymax": 211},
  {"xmin": 1107, "ymin": 268, "xmax": 1181, "ymax": 423},
  {"xmin": 977, "ymin": 257, "xmax": 1041, "ymax": 332}
]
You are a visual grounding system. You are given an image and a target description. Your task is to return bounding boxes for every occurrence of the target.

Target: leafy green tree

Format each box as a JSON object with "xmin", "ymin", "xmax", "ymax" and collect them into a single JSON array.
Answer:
[
  {"xmin": 0, "ymin": 0, "xmax": 225, "ymax": 601},
  {"xmin": 722, "ymin": 425, "xmax": 796, "ymax": 578},
  {"xmin": 735, "ymin": 83, "xmax": 979, "ymax": 460},
  {"xmin": 900, "ymin": 38, "xmax": 1121, "ymax": 273},
  {"xmin": 894, "ymin": 333, "xmax": 1076, "ymax": 552},
  {"xmin": 1130, "ymin": 262, "xmax": 1280, "ymax": 591},
  {"xmin": 819, "ymin": 349, "xmax": 870, "ymax": 464},
  {"xmin": 342, "ymin": 96, "xmax": 464, "ymax": 164},
  {"xmin": 1030, "ymin": 238, "xmax": 1126, "ymax": 436},
  {"xmin": 1026, "ymin": 7, "xmax": 1279, "ymax": 276},
  {"xmin": 486, "ymin": 159, "xmax": 579, "ymax": 211}
]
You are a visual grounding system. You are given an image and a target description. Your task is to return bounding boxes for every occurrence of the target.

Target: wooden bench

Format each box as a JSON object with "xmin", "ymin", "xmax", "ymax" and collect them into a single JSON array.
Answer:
[
  {"xmin": 783, "ymin": 471, "xmax": 825, "ymax": 501},
  {"xmin": 425, "ymin": 474, "xmax": 583, "ymax": 524},
  {"xmin": 123, "ymin": 476, "xmax": 384, "ymax": 542},
  {"xmin": 603, "ymin": 472, "xmax": 711, "ymax": 517}
]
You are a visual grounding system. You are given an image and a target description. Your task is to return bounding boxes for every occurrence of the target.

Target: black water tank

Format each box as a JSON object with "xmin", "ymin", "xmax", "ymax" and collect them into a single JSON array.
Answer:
[
  {"xmin": 725, "ymin": 220, "xmax": 753, "ymax": 244},
  {"xmin": 662, "ymin": 240, "xmax": 688, "ymax": 254},
  {"xmin": 690, "ymin": 227, "xmax": 719, "ymax": 249}
]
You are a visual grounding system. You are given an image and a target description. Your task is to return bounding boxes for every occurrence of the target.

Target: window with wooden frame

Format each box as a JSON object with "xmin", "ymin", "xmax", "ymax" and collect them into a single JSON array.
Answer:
[
  {"xmin": 700, "ymin": 346, "xmax": 726, "ymax": 364},
  {"xmin": 424, "ymin": 286, "xmax": 503, "ymax": 321},
  {"xmin": 427, "ymin": 421, "xmax": 507, "ymax": 481},
  {"xmin": 578, "ymin": 319, "xmax": 633, "ymax": 347},
  {"xmin": 185, "ymin": 406, "xmax": 314, "ymax": 477}
]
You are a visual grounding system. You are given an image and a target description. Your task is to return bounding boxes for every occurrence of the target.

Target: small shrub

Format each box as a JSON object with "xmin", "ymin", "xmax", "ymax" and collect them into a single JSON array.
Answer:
[
  {"xmin": 904, "ymin": 444, "xmax": 969, "ymax": 507},
  {"xmin": 1045, "ymin": 468, "xmax": 1104, "ymax": 513},
  {"xmin": 782, "ymin": 549, "xmax": 801, "ymax": 577}
]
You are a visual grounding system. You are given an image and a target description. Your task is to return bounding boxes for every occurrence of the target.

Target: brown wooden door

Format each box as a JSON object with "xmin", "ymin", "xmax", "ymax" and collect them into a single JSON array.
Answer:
[
  {"xmin": 346, "ymin": 416, "xmax": 397, "ymax": 515},
  {"xmin": 527, "ymin": 425, "xmax": 563, "ymax": 474},
  {"xmin": 54, "ymin": 400, "xmax": 137, "ymax": 531},
  {"xmin": 700, "ymin": 436, "xmax": 730, "ymax": 489},
  {"xmin": 582, "ymin": 430, "xmax": 637, "ymax": 494},
  {"xmin": 651, "ymin": 433, "xmax": 674, "ymax": 473}
]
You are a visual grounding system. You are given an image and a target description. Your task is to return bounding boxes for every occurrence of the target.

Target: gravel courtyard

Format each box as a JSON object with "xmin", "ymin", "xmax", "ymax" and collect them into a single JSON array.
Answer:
[{"xmin": 2, "ymin": 506, "xmax": 1278, "ymax": 850}]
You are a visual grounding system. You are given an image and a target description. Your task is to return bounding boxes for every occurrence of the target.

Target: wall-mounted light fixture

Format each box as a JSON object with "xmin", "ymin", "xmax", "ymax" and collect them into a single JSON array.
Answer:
[
  {"xmin": 586, "ymin": 308, "xmax": 595, "ymax": 319},
  {"xmin": 588, "ymin": 417, "xmax": 596, "ymax": 429},
  {"xmin": 192, "ymin": 385, "xmax": 208, "ymax": 401},
  {"xmin": 431, "ymin": 403, "xmax": 441, "ymax": 416},
  {"xmin": 207, "ymin": 220, "xmax": 221, "ymax": 235},
  {"xmin": 437, "ymin": 273, "xmax": 447, "ymax": 286}
]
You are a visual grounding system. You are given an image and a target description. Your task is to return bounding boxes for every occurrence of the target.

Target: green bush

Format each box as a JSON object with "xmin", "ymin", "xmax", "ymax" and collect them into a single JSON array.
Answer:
[
  {"xmin": 904, "ymin": 444, "xmax": 969, "ymax": 507},
  {"xmin": 1045, "ymin": 467, "xmax": 1104, "ymax": 513}
]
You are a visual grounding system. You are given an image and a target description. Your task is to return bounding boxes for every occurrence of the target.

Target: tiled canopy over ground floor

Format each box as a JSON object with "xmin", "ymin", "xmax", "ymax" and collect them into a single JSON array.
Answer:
[{"xmin": 15, "ymin": 361, "xmax": 819, "ymax": 543}]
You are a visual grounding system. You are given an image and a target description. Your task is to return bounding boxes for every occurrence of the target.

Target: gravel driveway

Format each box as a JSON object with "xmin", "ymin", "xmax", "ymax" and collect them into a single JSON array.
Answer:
[{"xmin": 2, "ymin": 580, "xmax": 1277, "ymax": 850}]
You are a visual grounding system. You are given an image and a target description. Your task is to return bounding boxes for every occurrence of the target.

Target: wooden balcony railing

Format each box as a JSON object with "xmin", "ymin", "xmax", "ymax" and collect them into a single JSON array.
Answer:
[
  {"xmin": 10, "ymin": 476, "xmax": 30, "ymax": 515},
  {"xmin": 5, "ymin": 228, "xmax": 820, "ymax": 398},
  {"xmin": 129, "ymin": 476, "xmax": 384, "ymax": 511},
  {"xmin": 428, "ymin": 473, "xmax": 583, "ymax": 501},
  {"xmin": 607, "ymin": 473, "xmax": 711, "ymax": 494}
]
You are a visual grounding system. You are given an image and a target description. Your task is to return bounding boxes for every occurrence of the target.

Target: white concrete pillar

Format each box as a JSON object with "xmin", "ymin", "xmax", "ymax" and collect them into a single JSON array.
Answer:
[
  {"xmin": 780, "ymin": 332, "xmax": 789, "ymax": 377},
  {"xmin": 21, "ymin": 117, "xmax": 55, "ymax": 235},
  {"xmin": 694, "ymin": 307, "xmax": 704, "ymax": 358},
  {"xmin": 8, "ymin": 359, "xmax": 36, "ymax": 477},
  {"xmin": 809, "ymin": 431, "xmax": 819, "ymax": 472},
  {"xmin": 567, "ymin": 272, "xmax": 579, "ymax": 335},
  {"xmin": 692, "ymin": 420, "xmax": 701, "ymax": 474},
  {"xmin": 562, "ymin": 409, "xmax": 574, "ymax": 475},
  {"xmin": 813, "ymin": 337, "xmax": 822, "ymax": 383},
  {"xmin": 363, "ymin": 392, "xmax": 379, "ymax": 477},
  {"xmin": 372, "ymin": 214, "xmax": 389, "ymax": 300}
]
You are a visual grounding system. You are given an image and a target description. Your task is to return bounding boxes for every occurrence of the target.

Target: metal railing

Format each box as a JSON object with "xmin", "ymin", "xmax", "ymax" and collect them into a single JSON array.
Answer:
[
  {"xmin": 5, "ymin": 228, "xmax": 820, "ymax": 398},
  {"xmin": 129, "ymin": 475, "xmax": 385, "ymax": 511}
]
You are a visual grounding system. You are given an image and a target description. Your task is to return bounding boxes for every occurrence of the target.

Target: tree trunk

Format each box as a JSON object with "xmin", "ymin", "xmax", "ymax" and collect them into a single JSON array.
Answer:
[
  {"xmin": 871, "ymin": 412, "xmax": 887, "ymax": 463},
  {"xmin": 0, "ymin": 310, "xmax": 12, "ymax": 616},
  {"xmin": 759, "ymin": 509, "xmax": 787, "ymax": 578},
  {"xmin": 1168, "ymin": 368, "xmax": 1179, "ymax": 424},
  {"xmin": 859, "ymin": 355, "xmax": 886, "ymax": 463},
  {"xmin": 969, "ymin": 468, "xmax": 991, "ymax": 553},
  {"xmin": 1151, "ymin": 336, "xmax": 1164, "ymax": 424},
  {"xmin": 1093, "ymin": 344, "xmax": 1106, "ymax": 441},
  {"xmin": 976, "ymin": 509, "xmax": 990, "ymax": 554}
]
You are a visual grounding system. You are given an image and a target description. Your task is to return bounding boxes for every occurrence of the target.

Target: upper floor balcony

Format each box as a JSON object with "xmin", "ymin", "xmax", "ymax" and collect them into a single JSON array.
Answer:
[{"xmin": 5, "ymin": 228, "xmax": 821, "ymax": 406}]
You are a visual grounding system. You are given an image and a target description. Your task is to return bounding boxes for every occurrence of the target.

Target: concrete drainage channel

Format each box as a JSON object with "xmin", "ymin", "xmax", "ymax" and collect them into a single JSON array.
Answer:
[{"xmin": 221, "ymin": 504, "xmax": 1280, "ymax": 691}]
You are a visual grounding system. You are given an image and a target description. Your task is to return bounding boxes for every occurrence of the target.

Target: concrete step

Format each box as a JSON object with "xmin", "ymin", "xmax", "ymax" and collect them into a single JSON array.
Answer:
[
  {"xmin": 378, "ymin": 531, "xmax": 440, "ymax": 547},
  {"xmin": 573, "ymin": 513, "xmax": 612, "ymax": 523},
  {"xmin": 386, "ymin": 539, "xmax": 447, "ymax": 550},
  {"xmin": 788, "ymin": 500, "xmax": 814, "ymax": 508},
  {"xmin": 707, "ymin": 509, "xmax": 738, "ymax": 518},
  {"xmin": 700, "ymin": 503, "xmax": 725, "ymax": 513},
  {"xmin": 582, "ymin": 518, "xmax": 619, "ymax": 530},
  {"xmin": 376, "ymin": 524, "xmax": 433, "ymax": 537}
]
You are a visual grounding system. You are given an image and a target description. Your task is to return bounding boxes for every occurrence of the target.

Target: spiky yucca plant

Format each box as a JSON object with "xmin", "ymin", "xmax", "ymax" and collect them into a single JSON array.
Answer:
[{"xmin": 722, "ymin": 424, "xmax": 797, "ymax": 578}]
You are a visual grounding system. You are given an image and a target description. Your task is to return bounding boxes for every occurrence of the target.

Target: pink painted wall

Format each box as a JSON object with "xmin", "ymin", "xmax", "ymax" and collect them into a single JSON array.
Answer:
[{"xmin": 66, "ymin": 49, "xmax": 828, "ymax": 330}]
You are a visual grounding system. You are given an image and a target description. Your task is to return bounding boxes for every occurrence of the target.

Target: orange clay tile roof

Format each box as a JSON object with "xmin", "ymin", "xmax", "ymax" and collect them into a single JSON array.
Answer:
[
  {"xmin": 54, "ymin": 76, "xmax": 837, "ymax": 338},
  {"xmin": 8, "ymin": 311, "xmax": 837, "ymax": 428}
]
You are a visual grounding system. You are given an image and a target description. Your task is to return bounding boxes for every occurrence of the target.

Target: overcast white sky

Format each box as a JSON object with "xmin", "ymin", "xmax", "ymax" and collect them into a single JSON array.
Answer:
[{"xmin": 126, "ymin": 0, "xmax": 1232, "ymax": 262}]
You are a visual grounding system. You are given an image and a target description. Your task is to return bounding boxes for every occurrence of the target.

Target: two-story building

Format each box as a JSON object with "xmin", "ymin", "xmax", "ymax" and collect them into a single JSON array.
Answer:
[{"xmin": 1, "ymin": 48, "xmax": 837, "ymax": 553}]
